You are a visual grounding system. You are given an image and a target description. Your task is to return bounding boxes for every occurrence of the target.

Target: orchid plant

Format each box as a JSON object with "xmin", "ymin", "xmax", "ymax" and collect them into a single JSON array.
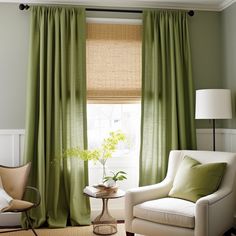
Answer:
[
  {"xmin": 103, "ymin": 171, "xmax": 127, "ymax": 187},
  {"xmin": 64, "ymin": 130, "xmax": 126, "ymax": 180}
]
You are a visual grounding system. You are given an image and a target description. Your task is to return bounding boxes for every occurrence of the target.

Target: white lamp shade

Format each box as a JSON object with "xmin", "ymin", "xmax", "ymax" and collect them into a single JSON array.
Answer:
[{"xmin": 195, "ymin": 89, "xmax": 232, "ymax": 119}]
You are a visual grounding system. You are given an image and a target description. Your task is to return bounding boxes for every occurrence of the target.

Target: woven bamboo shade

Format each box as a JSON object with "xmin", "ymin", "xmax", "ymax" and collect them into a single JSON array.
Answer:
[{"xmin": 86, "ymin": 23, "xmax": 142, "ymax": 103}]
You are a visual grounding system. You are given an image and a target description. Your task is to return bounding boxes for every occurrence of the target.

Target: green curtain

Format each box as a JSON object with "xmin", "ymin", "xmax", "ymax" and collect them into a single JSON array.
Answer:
[
  {"xmin": 139, "ymin": 10, "xmax": 197, "ymax": 186},
  {"xmin": 23, "ymin": 6, "xmax": 90, "ymax": 228}
]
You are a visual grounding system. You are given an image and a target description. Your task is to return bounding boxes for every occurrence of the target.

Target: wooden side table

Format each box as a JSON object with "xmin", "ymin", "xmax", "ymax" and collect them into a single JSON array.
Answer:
[{"xmin": 85, "ymin": 189, "xmax": 125, "ymax": 235}]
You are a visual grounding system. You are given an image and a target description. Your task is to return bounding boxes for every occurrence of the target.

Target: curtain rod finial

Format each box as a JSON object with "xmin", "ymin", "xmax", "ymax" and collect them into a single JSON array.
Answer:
[
  {"xmin": 19, "ymin": 3, "xmax": 29, "ymax": 10},
  {"xmin": 188, "ymin": 10, "xmax": 194, "ymax": 16}
]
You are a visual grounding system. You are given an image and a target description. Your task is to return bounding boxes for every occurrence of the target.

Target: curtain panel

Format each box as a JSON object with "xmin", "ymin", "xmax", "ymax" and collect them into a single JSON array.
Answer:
[
  {"xmin": 139, "ymin": 10, "xmax": 197, "ymax": 186},
  {"xmin": 23, "ymin": 6, "xmax": 90, "ymax": 228}
]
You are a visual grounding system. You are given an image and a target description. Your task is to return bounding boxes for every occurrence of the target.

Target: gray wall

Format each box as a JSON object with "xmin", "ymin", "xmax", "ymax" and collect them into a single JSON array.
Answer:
[
  {"xmin": 189, "ymin": 11, "xmax": 222, "ymax": 90},
  {"xmin": 0, "ymin": 3, "xmax": 29, "ymax": 129},
  {"xmin": 0, "ymin": 3, "xmax": 225, "ymax": 129},
  {"xmin": 189, "ymin": 11, "xmax": 222, "ymax": 128},
  {"xmin": 221, "ymin": 3, "xmax": 236, "ymax": 128}
]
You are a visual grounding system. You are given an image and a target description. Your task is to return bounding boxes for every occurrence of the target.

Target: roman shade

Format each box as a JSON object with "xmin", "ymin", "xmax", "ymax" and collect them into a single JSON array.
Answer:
[{"xmin": 86, "ymin": 23, "xmax": 142, "ymax": 103}]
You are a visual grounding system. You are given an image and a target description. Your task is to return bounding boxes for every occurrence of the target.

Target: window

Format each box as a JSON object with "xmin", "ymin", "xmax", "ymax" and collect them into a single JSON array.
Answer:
[
  {"xmin": 86, "ymin": 23, "xmax": 142, "ymax": 196},
  {"xmin": 87, "ymin": 104, "xmax": 141, "ymax": 189}
]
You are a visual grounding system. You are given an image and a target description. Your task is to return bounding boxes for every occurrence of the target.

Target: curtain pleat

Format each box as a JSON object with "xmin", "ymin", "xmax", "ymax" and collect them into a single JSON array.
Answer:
[
  {"xmin": 139, "ymin": 11, "xmax": 196, "ymax": 186},
  {"xmin": 23, "ymin": 6, "xmax": 90, "ymax": 228}
]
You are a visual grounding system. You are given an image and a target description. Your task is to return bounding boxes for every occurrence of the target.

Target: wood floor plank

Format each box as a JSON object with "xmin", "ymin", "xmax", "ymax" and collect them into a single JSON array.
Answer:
[{"xmin": 0, "ymin": 224, "xmax": 126, "ymax": 235}]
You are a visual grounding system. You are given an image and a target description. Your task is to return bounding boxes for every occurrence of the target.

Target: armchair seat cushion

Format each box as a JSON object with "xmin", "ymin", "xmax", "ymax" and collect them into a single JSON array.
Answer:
[{"xmin": 133, "ymin": 197, "xmax": 195, "ymax": 229}]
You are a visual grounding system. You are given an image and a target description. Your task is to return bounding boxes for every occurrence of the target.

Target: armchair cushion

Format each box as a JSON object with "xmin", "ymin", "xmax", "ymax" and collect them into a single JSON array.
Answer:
[
  {"xmin": 168, "ymin": 156, "xmax": 226, "ymax": 202},
  {"xmin": 134, "ymin": 197, "xmax": 195, "ymax": 229}
]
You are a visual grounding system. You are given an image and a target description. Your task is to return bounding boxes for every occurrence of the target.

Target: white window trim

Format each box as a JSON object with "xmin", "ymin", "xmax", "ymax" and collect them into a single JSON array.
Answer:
[{"xmin": 86, "ymin": 17, "xmax": 142, "ymax": 25}]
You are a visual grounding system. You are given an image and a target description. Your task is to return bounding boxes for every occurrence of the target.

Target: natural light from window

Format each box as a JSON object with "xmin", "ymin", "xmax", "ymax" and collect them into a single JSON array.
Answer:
[{"xmin": 87, "ymin": 103, "xmax": 141, "ymax": 190}]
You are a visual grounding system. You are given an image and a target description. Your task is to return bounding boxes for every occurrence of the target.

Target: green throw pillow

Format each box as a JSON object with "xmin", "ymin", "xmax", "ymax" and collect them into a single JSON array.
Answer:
[{"xmin": 168, "ymin": 156, "xmax": 226, "ymax": 202}]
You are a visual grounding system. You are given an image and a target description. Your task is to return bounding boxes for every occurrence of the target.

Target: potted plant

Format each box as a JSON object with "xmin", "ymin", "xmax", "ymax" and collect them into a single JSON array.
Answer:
[
  {"xmin": 103, "ymin": 171, "xmax": 127, "ymax": 187},
  {"xmin": 64, "ymin": 130, "xmax": 127, "ymax": 181}
]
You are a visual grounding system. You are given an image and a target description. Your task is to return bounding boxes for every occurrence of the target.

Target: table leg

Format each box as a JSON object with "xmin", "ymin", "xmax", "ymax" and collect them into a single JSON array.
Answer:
[{"xmin": 93, "ymin": 198, "xmax": 117, "ymax": 235}]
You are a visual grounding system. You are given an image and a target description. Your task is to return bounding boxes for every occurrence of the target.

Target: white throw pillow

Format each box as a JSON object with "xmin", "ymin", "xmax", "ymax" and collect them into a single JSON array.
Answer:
[{"xmin": 0, "ymin": 177, "xmax": 13, "ymax": 211}]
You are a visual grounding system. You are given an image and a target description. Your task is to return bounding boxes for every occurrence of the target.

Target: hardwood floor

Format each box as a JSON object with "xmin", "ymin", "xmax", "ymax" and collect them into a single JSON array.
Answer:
[
  {"xmin": 0, "ymin": 224, "xmax": 127, "ymax": 236},
  {"xmin": 1, "ymin": 226, "xmax": 233, "ymax": 236}
]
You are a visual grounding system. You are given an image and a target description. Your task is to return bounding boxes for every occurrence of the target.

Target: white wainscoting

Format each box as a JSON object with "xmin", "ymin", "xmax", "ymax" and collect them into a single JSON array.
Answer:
[
  {"xmin": 0, "ymin": 129, "xmax": 25, "ymax": 166},
  {"xmin": 0, "ymin": 129, "xmax": 235, "ymax": 225},
  {"xmin": 0, "ymin": 129, "xmax": 25, "ymax": 226},
  {"xmin": 196, "ymin": 129, "xmax": 236, "ymax": 152}
]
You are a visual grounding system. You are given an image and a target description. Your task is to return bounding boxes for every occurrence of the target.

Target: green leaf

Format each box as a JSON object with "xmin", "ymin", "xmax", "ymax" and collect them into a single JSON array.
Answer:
[
  {"xmin": 103, "ymin": 170, "xmax": 128, "ymax": 182},
  {"xmin": 63, "ymin": 130, "xmax": 128, "ymax": 172}
]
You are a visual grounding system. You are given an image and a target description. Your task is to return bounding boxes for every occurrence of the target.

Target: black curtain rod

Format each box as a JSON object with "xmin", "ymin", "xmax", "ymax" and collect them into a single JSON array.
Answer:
[
  {"xmin": 86, "ymin": 8, "xmax": 195, "ymax": 16},
  {"xmin": 19, "ymin": 4, "xmax": 195, "ymax": 16},
  {"xmin": 86, "ymin": 8, "xmax": 142, "ymax": 14}
]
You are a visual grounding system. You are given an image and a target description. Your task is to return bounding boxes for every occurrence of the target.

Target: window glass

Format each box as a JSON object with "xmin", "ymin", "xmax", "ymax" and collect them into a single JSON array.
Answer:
[{"xmin": 87, "ymin": 103, "xmax": 141, "ymax": 189}]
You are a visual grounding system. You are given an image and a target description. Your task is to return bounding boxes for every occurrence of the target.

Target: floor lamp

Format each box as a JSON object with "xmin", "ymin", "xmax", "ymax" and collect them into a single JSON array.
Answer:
[{"xmin": 195, "ymin": 89, "xmax": 232, "ymax": 151}]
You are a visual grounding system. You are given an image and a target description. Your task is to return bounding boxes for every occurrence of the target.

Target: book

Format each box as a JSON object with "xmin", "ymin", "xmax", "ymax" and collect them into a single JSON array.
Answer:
[{"xmin": 83, "ymin": 186, "xmax": 118, "ymax": 197}]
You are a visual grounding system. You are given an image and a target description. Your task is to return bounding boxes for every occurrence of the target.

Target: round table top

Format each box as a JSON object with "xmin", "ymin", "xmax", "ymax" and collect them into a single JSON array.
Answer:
[{"xmin": 85, "ymin": 189, "xmax": 125, "ymax": 199}]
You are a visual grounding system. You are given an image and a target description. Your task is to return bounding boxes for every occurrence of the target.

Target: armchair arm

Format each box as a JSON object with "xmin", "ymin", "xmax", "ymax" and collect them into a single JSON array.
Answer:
[
  {"xmin": 195, "ymin": 188, "xmax": 234, "ymax": 236},
  {"xmin": 125, "ymin": 178, "xmax": 172, "ymax": 232},
  {"xmin": 24, "ymin": 186, "xmax": 41, "ymax": 208},
  {"xmin": 196, "ymin": 188, "xmax": 232, "ymax": 205}
]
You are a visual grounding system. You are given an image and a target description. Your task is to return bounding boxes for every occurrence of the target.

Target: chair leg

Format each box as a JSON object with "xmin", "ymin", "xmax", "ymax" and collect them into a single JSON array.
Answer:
[
  {"xmin": 126, "ymin": 232, "xmax": 135, "ymax": 236},
  {"xmin": 25, "ymin": 211, "xmax": 38, "ymax": 236}
]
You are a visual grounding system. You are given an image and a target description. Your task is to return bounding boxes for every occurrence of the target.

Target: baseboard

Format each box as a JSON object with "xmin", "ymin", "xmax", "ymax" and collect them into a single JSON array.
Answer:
[{"xmin": 0, "ymin": 213, "xmax": 21, "ymax": 227}]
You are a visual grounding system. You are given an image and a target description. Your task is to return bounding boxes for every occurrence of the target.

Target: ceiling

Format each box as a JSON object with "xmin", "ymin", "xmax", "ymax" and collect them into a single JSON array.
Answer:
[{"xmin": 0, "ymin": 0, "xmax": 235, "ymax": 11}]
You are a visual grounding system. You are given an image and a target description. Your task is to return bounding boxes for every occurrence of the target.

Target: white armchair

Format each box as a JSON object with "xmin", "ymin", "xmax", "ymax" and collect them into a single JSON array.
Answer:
[{"xmin": 125, "ymin": 150, "xmax": 236, "ymax": 236}]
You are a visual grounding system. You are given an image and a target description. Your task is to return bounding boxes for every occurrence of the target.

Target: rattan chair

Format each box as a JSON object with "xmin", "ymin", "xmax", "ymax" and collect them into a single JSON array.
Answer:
[{"xmin": 0, "ymin": 163, "xmax": 40, "ymax": 236}]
